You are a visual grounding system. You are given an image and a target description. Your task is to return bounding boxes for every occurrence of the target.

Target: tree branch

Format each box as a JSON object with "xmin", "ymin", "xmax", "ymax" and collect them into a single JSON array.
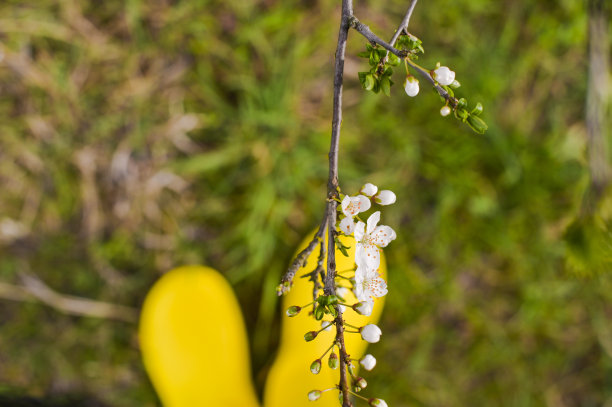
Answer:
[
  {"xmin": 388, "ymin": 0, "xmax": 419, "ymax": 48},
  {"xmin": 349, "ymin": 15, "xmax": 456, "ymax": 107},
  {"xmin": 279, "ymin": 212, "xmax": 328, "ymax": 295},
  {"xmin": 584, "ymin": 0, "xmax": 610, "ymax": 212},
  {"xmin": 325, "ymin": 1, "xmax": 354, "ymax": 405},
  {"xmin": 0, "ymin": 273, "xmax": 138, "ymax": 323}
]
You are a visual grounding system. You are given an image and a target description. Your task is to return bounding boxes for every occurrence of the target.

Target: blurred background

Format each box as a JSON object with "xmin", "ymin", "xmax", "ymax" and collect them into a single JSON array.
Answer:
[{"xmin": 0, "ymin": 0, "xmax": 611, "ymax": 406}]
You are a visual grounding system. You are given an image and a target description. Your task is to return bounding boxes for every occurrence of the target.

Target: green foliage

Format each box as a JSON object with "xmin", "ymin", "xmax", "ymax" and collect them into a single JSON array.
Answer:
[{"xmin": 0, "ymin": 0, "xmax": 606, "ymax": 406}]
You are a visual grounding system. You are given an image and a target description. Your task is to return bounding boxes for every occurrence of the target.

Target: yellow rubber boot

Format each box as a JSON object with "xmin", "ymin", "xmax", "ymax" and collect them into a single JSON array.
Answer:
[
  {"xmin": 139, "ymin": 265, "xmax": 260, "ymax": 407},
  {"xmin": 264, "ymin": 233, "xmax": 386, "ymax": 407}
]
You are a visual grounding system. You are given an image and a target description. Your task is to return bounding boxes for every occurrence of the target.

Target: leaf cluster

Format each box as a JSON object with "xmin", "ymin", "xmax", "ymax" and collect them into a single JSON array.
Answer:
[
  {"xmin": 451, "ymin": 98, "xmax": 488, "ymax": 134},
  {"xmin": 357, "ymin": 44, "xmax": 400, "ymax": 96}
]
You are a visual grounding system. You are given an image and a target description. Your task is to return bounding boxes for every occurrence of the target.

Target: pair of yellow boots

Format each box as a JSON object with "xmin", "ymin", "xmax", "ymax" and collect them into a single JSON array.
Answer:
[{"xmin": 139, "ymin": 235, "xmax": 386, "ymax": 406}]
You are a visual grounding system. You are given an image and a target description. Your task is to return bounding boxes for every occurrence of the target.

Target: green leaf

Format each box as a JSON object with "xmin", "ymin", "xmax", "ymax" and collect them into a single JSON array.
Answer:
[
  {"xmin": 366, "ymin": 43, "xmax": 373, "ymax": 52},
  {"xmin": 467, "ymin": 114, "xmax": 488, "ymax": 134},
  {"xmin": 381, "ymin": 76, "xmax": 391, "ymax": 96},
  {"xmin": 388, "ymin": 53, "xmax": 401, "ymax": 66},
  {"xmin": 369, "ymin": 51, "xmax": 380, "ymax": 66},
  {"xmin": 358, "ymin": 71, "xmax": 368, "ymax": 86},
  {"xmin": 471, "ymin": 102, "xmax": 484, "ymax": 116},
  {"xmin": 364, "ymin": 74, "xmax": 375, "ymax": 91},
  {"xmin": 372, "ymin": 79, "xmax": 380, "ymax": 93},
  {"xmin": 357, "ymin": 51, "xmax": 370, "ymax": 58}
]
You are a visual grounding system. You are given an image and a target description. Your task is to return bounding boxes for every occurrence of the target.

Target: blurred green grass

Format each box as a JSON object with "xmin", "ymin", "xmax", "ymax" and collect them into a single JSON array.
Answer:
[{"xmin": 0, "ymin": 0, "xmax": 610, "ymax": 406}]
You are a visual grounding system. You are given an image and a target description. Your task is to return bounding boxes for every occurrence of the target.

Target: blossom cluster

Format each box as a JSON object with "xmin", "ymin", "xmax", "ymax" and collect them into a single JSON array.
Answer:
[{"xmin": 338, "ymin": 182, "xmax": 396, "ymax": 323}]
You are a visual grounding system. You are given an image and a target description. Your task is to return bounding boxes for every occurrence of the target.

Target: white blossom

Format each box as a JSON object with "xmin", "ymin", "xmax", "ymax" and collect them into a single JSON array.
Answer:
[
  {"xmin": 374, "ymin": 190, "xmax": 396, "ymax": 205},
  {"xmin": 336, "ymin": 286, "xmax": 349, "ymax": 297},
  {"xmin": 308, "ymin": 390, "xmax": 321, "ymax": 401},
  {"xmin": 360, "ymin": 354, "xmax": 377, "ymax": 371},
  {"xmin": 360, "ymin": 183, "xmax": 378, "ymax": 197},
  {"xmin": 354, "ymin": 300, "xmax": 374, "ymax": 316},
  {"xmin": 369, "ymin": 399, "xmax": 388, "ymax": 407},
  {"xmin": 354, "ymin": 211, "xmax": 396, "ymax": 270},
  {"xmin": 341, "ymin": 194, "xmax": 371, "ymax": 218},
  {"xmin": 433, "ymin": 66, "xmax": 455, "ymax": 86},
  {"xmin": 338, "ymin": 216, "xmax": 356, "ymax": 235},
  {"xmin": 440, "ymin": 105, "xmax": 451, "ymax": 117},
  {"xmin": 404, "ymin": 76, "xmax": 419, "ymax": 97},
  {"xmin": 361, "ymin": 324, "xmax": 382, "ymax": 343},
  {"xmin": 354, "ymin": 264, "xmax": 387, "ymax": 301}
]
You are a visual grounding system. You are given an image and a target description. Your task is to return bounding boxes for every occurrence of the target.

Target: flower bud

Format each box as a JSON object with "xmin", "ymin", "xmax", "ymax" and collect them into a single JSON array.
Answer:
[
  {"xmin": 360, "ymin": 183, "xmax": 378, "ymax": 197},
  {"xmin": 339, "ymin": 217, "xmax": 355, "ymax": 235},
  {"xmin": 355, "ymin": 377, "xmax": 367, "ymax": 389},
  {"xmin": 433, "ymin": 66, "xmax": 455, "ymax": 86},
  {"xmin": 374, "ymin": 190, "xmax": 396, "ymax": 205},
  {"xmin": 310, "ymin": 359, "xmax": 322, "ymax": 374},
  {"xmin": 321, "ymin": 321, "xmax": 333, "ymax": 331},
  {"xmin": 404, "ymin": 75, "xmax": 419, "ymax": 97},
  {"xmin": 347, "ymin": 361, "xmax": 356, "ymax": 377},
  {"xmin": 304, "ymin": 331, "xmax": 318, "ymax": 342},
  {"xmin": 336, "ymin": 286, "xmax": 349, "ymax": 298},
  {"xmin": 369, "ymin": 398, "xmax": 388, "ymax": 407},
  {"xmin": 328, "ymin": 352, "xmax": 339, "ymax": 369},
  {"xmin": 360, "ymin": 354, "xmax": 377, "ymax": 371},
  {"xmin": 308, "ymin": 390, "xmax": 321, "ymax": 401},
  {"xmin": 440, "ymin": 105, "xmax": 451, "ymax": 117},
  {"xmin": 353, "ymin": 301, "xmax": 374, "ymax": 316},
  {"xmin": 286, "ymin": 305, "xmax": 301, "ymax": 317},
  {"xmin": 353, "ymin": 385, "xmax": 362, "ymax": 393},
  {"xmin": 360, "ymin": 324, "xmax": 382, "ymax": 343}
]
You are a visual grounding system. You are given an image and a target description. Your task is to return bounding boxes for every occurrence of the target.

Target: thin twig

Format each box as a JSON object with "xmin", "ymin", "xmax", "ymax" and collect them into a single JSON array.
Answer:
[
  {"xmin": 349, "ymin": 15, "xmax": 456, "ymax": 107},
  {"xmin": 0, "ymin": 274, "xmax": 138, "ymax": 323},
  {"xmin": 279, "ymin": 212, "xmax": 328, "ymax": 295},
  {"xmin": 325, "ymin": 1, "xmax": 354, "ymax": 405},
  {"xmin": 389, "ymin": 0, "xmax": 419, "ymax": 47}
]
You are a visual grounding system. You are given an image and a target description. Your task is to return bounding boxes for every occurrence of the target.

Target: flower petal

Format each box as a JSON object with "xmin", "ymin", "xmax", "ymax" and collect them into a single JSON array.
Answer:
[
  {"xmin": 370, "ymin": 225, "xmax": 396, "ymax": 248},
  {"xmin": 338, "ymin": 217, "xmax": 355, "ymax": 235},
  {"xmin": 366, "ymin": 211, "xmax": 380, "ymax": 235},
  {"xmin": 356, "ymin": 194, "xmax": 371, "ymax": 213},
  {"xmin": 354, "ymin": 221, "xmax": 365, "ymax": 241},
  {"xmin": 341, "ymin": 195, "xmax": 351, "ymax": 217},
  {"xmin": 360, "ymin": 183, "xmax": 378, "ymax": 197},
  {"xmin": 364, "ymin": 244, "xmax": 381, "ymax": 270}
]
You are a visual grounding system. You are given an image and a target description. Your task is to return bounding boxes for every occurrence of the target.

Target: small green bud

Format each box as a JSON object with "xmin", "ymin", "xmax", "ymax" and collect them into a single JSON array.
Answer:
[
  {"xmin": 310, "ymin": 359, "xmax": 322, "ymax": 374},
  {"xmin": 457, "ymin": 98, "xmax": 468, "ymax": 109},
  {"xmin": 307, "ymin": 390, "xmax": 321, "ymax": 401},
  {"xmin": 347, "ymin": 361, "xmax": 356, "ymax": 377},
  {"xmin": 353, "ymin": 385, "xmax": 362, "ymax": 393},
  {"xmin": 304, "ymin": 331, "xmax": 318, "ymax": 342},
  {"xmin": 450, "ymin": 79, "xmax": 461, "ymax": 89},
  {"xmin": 471, "ymin": 102, "xmax": 483, "ymax": 116},
  {"xmin": 286, "ymin": 305, "xmax": 301, "ymax": 317},
  {"xmin": 328, "ymin": 352, "xmax": 339, "ymax": 369},
  {"xmin": 355, "ymin": 377, "xmax": 367, "ymax": 389}
]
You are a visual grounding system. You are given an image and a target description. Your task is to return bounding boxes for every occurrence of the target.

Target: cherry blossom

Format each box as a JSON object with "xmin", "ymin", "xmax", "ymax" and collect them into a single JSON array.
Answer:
[
  {"xmin": 354, "ymin": 211, "xmax": 396, "ymax": 270},
  {"xmin": 404, "ymin": 75, "xmax": 419, "ymax": 97},
  {"xmin": 433, "ymin": 66, "xmax": 455, "ymax": 86},
  {"xmin": 354, "ymin": 264, "xmax": 388, "ymax": 302}
]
